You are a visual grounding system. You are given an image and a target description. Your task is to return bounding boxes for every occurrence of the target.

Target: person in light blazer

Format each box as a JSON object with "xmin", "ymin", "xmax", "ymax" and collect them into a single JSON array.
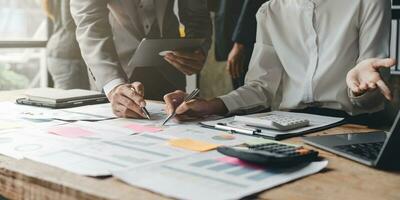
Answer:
[
  {"xmin": 44, "ymin": 0, "xmax": 90, "ymax": 89},
  {"xmin": 164, "ymin": 0, "xmax": 393, "ymax": 126},
  {"xmin": 70, "ymin": 0, "xmax": 212, "ymax": 118}
]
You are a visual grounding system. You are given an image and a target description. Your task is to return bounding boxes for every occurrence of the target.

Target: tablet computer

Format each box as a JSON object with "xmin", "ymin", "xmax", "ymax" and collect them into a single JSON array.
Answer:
[{"xmin": 129, "ymin": 38, "xmax": 206, "ymax": 67}]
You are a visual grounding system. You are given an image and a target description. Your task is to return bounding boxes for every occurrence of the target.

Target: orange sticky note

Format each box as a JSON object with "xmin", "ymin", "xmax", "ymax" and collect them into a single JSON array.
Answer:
[{"xmin": 169, "ymin": 138, "xmax": 220, "ymax": 152}]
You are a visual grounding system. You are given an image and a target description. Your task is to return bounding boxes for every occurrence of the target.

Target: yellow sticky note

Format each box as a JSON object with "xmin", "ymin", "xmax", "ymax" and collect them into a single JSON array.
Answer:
[{"xmin": 169, "ymin": 138, "xmax": 220, "ymax": 152}]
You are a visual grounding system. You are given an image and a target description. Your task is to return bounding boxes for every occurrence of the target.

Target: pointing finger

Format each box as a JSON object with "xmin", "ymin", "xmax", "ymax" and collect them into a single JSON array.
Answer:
[{"xmin": 376, "ymin": 80, "xmax": 393, "ymax": 101}]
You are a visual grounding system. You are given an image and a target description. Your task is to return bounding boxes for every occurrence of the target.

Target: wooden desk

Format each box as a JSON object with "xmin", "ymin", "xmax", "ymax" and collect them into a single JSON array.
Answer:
[{"xmin": 0, "ymin": 90, "xmax": 399, "ymax": 200}]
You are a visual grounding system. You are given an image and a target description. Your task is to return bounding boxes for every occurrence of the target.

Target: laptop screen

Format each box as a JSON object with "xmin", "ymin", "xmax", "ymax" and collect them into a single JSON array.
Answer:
[{"xmin": 376, "ymin": 110, "xmax": 400, "ymax": 169}]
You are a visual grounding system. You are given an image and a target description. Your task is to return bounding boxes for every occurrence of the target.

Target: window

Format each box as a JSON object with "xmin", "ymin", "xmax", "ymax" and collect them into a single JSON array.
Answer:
[{"xmin": 0, "ymin": 0, "xmax": 48, "ymax": 90}]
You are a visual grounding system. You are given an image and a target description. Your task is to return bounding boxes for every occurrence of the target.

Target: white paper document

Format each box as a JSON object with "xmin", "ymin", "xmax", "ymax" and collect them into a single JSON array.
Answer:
[
  {"xmin": 0, "ymin": 102, "xmax": 112, "ymax": 122},
  {"xmin": 161, "ymin": 125, "xmax": 252, "ymax": 146},
  {"xmin": 61, "ymin": 103, "xmax": 115, "ymax": 119},
  {"xmin": 0, "ymin": 130, "xmax": 84, "ymax": 159},
  {"xmin": 47, "ymin": 121, "xmax": 134, "ymax": 141},
  {"xmin": 114, "ymin": 151, "xmax": 328, "ymax": 200},
  {"xmin": 28, "ymin": 133, "xmax": 194, "ymax": 176},
  {"xmin": 21, "ymin": 109, "xmax": 113, "ymax": 122},
  {"xmin": 0, "ymin": 102, "xmax": 66, "ymax": 131},
  {"xmin": 0, "ymin": 121, "xmax": 133, "ymax": 160}
]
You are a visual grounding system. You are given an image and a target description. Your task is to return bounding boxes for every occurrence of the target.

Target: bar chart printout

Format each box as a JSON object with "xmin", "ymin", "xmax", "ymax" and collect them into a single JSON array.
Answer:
[{"xmin": 114, "ymin": 151, "xmax": 328, "ymax": 200}]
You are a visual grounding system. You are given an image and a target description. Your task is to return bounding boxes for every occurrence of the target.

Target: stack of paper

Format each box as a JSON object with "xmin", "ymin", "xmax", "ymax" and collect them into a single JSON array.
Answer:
[
  {"xmin": 0, "ymin": 101, "xmax": 329, "ymax": 199},
  {"xmin": 26, "ymin": 121, "xmax": 251, "ymax": 176}
]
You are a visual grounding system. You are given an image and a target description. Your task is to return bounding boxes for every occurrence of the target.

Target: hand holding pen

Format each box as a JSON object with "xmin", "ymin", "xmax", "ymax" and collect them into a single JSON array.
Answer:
[
  {"xmin": 130, "ymin": 87, "xmax": 151, "ymax": 120},
  {"xmin": 163, "ymin": 90, "xmax": 229, "ymax": 124},
  {"xmin": 162, "ymin": 89, "xmax": 200, "ymax": 125},
  {"xmin": 108, "ymin": 82, "xmax": 151, "ymax": 119}
]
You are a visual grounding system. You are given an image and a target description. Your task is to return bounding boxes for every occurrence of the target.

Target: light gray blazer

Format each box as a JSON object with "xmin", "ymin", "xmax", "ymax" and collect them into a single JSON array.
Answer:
[
  {"xmin": 47, "ymin": 0, "xmax": 82, "ymax": 59},
  {"xmin": 70, "ymin": 0, "xmax": 212, "ymax": 90}
]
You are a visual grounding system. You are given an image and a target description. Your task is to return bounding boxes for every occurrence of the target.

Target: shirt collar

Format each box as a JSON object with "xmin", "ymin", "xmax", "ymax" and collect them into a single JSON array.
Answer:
[{"xmin": 310, "ymin": 0, "xmax": 322, "ymax": 7}]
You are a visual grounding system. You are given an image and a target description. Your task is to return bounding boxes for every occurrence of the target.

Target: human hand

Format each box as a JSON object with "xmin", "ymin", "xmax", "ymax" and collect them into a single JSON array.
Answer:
[
  {"xmin": 163, "ymin": 90, "xmax": 228, "ymax": 121},
  {"xmin": 346, "ymin": 58, "xmax": 396, "ymax": 101},
  {"xmin": 108, "ymin": 82, "xmax": 147, "ymax": 118},
  {"xmin": 227, "ymin": 43, "xmax": 245, "ymax": 78},
  {"xmin": 164, "ymin": 50, "xmax": 206, "ymax": 76}
]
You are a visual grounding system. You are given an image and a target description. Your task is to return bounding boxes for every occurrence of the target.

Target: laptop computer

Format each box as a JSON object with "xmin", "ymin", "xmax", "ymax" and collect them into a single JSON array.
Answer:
[{"xmin": 303, "ymin": 111, "xmax": 400, "ymax": 170}]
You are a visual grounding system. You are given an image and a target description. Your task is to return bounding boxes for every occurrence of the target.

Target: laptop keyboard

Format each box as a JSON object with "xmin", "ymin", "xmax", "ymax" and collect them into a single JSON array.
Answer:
[{"xmin": 333, "ymin": 142, "xmax": 384, "ymax": 161}]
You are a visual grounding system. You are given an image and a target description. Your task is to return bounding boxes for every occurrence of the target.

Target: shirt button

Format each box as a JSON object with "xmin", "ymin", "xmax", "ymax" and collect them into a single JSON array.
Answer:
[
  {"xmin": 139, "ymin": 4, "xmax": 143, "ymax": 8},
  {"xmin": 145, "ymin": 25, "xmax": 149, "ymax": 29}
]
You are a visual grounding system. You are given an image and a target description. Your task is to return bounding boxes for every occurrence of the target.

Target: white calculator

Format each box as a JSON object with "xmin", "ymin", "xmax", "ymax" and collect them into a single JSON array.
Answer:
[{"xmin": 234, "ymin": 114, "xmax": 310, "ymax": 131}]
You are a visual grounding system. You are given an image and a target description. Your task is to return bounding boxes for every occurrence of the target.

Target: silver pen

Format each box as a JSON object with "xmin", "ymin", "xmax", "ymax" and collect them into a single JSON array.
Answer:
[
  {"xmin": 130, "ymin": 88, "xmax": 151, "ymax": 120},
  {"xmin": 162, "ymin": 88, "xmax": 200, "ymax": 126},
  {"xmin": 214, "ymin": 123, "xmax": 261, "ymax": 136}
]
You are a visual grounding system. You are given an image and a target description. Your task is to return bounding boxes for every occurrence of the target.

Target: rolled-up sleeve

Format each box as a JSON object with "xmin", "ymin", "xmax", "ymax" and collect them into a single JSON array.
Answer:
[
  {"xmin": 349, "ymin": 0, "xmax": 391, "ymax": 111},
  {"xmin": 219, "ymin": 7, "xmax": 283, "ymax": 115}
]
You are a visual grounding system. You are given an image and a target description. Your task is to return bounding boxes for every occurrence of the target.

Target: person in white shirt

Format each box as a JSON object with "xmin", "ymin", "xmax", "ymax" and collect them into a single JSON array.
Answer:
[{"xmin": 163, "ymin": 0, "xmax": 393, "ymax": 124}]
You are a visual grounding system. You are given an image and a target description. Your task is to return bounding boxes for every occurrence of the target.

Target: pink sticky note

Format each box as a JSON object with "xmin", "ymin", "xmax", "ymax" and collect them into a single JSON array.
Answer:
[
  {"xmin": 217, "ymin": 157, "xmax": 263, "ymax": 169},
  {"xmin": 125, "ymin": 124, "xmax": 162, "ymax": 133},
  {"xmin": 49, "ymin": 126, "xmax": 95, "ymax": 138}
]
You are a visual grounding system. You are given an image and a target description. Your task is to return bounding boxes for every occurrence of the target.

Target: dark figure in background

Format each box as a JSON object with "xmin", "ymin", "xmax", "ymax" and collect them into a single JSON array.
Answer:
[
  {"xmin": 211, "ymin": 0, "xmax": 268, "ymax": 89},
  {"xmin": 228, "ymin": 0, "xmax": 268, "ymax": 89}
]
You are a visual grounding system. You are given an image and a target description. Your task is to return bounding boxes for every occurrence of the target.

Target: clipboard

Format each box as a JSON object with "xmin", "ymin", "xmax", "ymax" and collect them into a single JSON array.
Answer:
[{"xmin": 200, "ymin": 111, "xmax": 345, "ymax": 140}]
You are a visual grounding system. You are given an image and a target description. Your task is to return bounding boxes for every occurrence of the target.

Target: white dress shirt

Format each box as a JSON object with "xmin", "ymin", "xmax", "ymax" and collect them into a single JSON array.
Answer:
[
  {"xmin": 219, "ymin": 0, "xmax": 391, "ymax": 116},
  {"xmin": 103, "ymin": 0, "xmax": 157, "ymax": 97}
]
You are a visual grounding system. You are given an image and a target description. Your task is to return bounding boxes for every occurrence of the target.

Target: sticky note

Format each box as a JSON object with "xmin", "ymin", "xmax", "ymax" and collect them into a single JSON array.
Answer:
[
  {"xmin": 217, "ymin": 157, "xmax": 262, "ymax": 169},
  {"xmin": 169, "ymin": 138, "xmax": 220, "ymax": 152},
  {"xmin": 125, "ymin": 124, "xmax": 162, "ymax": 133},
  {"xmin": 48, "ymin": 126, "xmax": 95, "ymax": 138}
]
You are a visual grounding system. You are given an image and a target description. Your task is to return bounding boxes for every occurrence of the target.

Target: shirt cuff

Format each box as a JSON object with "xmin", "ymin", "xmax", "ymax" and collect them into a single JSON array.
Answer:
[
  {"xmin": 218, "ymin": 94, "xmax": 240, "ymax": 114},
  {"xmin": 103, "ymin": 78, "xmax": 127, "ymax": 98},
  {"xmin": 348, "ymin": 88, "xmax": 384, "ymax": 110}
]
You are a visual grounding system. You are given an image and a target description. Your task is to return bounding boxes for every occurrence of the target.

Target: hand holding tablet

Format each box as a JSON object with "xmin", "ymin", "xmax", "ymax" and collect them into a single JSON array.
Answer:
[
  {"xmin": 129, "ymin": 38, "xmax": 205, "ymax": 70},
  {"xmin": 159, "ymin": 50, "xmax": 175, "ymax": 57}
]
